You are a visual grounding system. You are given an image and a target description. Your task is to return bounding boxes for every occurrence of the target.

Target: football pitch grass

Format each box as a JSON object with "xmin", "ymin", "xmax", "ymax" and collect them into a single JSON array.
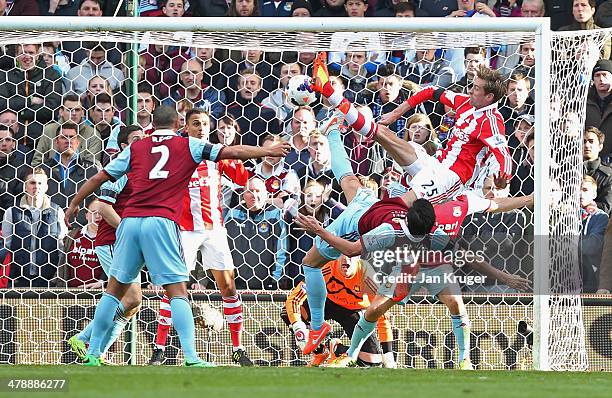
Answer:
[{"xmin": 1, "ymin": 366, "xmax": 611, "ymax": 398}]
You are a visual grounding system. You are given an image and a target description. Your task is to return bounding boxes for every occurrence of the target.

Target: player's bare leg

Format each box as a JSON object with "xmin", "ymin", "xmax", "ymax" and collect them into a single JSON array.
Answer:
[
  {"xmin": 210, "ymin": 269, "xmax": 253, "ymax": 366},
  {"xmin": 438, "ymin": 288, "xmax": 473, "ymax": 370}
]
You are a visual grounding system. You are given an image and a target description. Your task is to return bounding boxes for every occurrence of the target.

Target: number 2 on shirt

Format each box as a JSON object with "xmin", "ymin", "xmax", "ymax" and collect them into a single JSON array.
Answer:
[{"xmin": 149, "ymin": 145, "xmax": 169, "ymax": 179}]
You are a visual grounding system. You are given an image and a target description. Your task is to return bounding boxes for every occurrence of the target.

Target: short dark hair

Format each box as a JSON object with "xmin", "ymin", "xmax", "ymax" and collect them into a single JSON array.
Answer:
[
  {"xmin": 137, "ymin": 82, "xmax": 153, "ymax": 96},
  {"xmin": 585, "ymin": 126, "xmax": 605, "ymax": 146},
  {"xmin": 394, "ymin": 1, "xmax": 415, "ymax": 15},
  {"xmin": 0, "ymin": 124, "xmax": 11, "ymax": 136},
  {"xmin": 464, "ymin": 47, "xmax": 486, "ymax": 58},
  {"xmin": 377, "ymin": 63, "xmax": 399, "ymax": 79},
  {"xmin": 260, "ymin": 133, "xmax": 281, "ymax": 146},
  {"xmin": 62, "ymin": 94, "xmax": 81, "ymax": 104},
  {"xmin": 117, "ymin": 125, "xmax": 142, "ymax": 147},
  {"xmin": 93, "ymin": 93, "xmax": 113, "ymax": 107},
  {"xmin": 406, "ymin": 198, "xmax": 436, "ymax": 237},
  {"xmin": 153, "ymin": 106, "xmax": 179, "ymax": 129},
  {"xmin": 79, "ymin": 0, "xmax": 101, "ymax": 9},
  {"xmin": 185, "ymin": 108, "xmax": 210, "ymax": 124},
  {"xmin": 55, "ymin": 122, "xmax": 79, "ymax": 137}
]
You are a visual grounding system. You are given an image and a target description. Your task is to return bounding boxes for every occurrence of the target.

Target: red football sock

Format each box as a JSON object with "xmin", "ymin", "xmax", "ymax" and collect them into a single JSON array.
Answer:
[
  {"xmin": 154, "ymin": 294, "xmax": 172, "ymax": 349},
  {"xmin": 223, "ymin": 294, "xmax": 243, "ymax": 349}
]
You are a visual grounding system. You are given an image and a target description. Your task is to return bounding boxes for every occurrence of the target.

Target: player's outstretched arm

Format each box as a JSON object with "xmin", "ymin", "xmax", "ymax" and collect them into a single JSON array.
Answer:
[
  {"xmin": 98, "ymin": 202, "xmax": 121, "ymax": 229},
  {"xmin": 488, "ymin": 193, "xmax": 534, "ymax": 214},
  {"xmin": 65, "ymin": 171, "xmax": 112, "ymax": 228},
  {"xmin": 295, "ymin": 214, "xmax": 362, "ymax": 257},
  {"xmin": 217, "ymin": 141, "xmax": 291, "ymax": 161},
  {"xmin": 379, "ymin": 87, "xmax": 446, "ymax": 126},
  {"xmin": 465, "ymin": 258, "xmax": 531, "ymax": 292}
]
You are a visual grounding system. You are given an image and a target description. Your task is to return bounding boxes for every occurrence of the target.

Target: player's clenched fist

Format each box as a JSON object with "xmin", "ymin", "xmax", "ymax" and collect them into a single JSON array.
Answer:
[{"xmin": 265, "ymin": 141, "xmax": 292, "ymax": 157}]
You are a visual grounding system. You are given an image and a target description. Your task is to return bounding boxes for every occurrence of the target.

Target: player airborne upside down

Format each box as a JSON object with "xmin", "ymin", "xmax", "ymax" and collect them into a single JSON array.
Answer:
[
  {"xmin": 148, "ymin": 109, "xmax": 254, "ymax": 367},
  {"xmin": 281, "ymin": 255, "xmax": 396, "ymax": 368},
  {"xmin": 65, "ymin": 106, "xmax": 291, "ymax": 367},
  {"xmin": 294, "ymin": 51, "xmax": 514, "ymax": 356}
]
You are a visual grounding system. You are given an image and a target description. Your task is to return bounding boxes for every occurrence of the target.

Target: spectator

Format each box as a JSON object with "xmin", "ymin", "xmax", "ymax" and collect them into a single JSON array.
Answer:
[
  {"xmin": 253, "ymin": 134, "xmax": 301, "ymax": 208},
  {"xmin": 87, "ymin": 93, "xmax": 122, "ymax": 160},
  {"xmin": 33, "ymin": 94, "xmax": 101, "ymax": 166},
  {"xmin": 583, "ymin": 126, "xmax": 612, "ymax": 215},
  {"xmin": 456, "ymin": 47, "xmax": 488, "ymax": 93},
  {"xmin": 404, "ymin": 113, "xmax": 439, "ymax": 147},
  {"xmin": 142, "ymin": 44, "xmax": 190, "ymax": 100},
  {"xmin": 227, "ymin": 69, "xmax": 280, "ymax": 146},
  {"xmin": 396, "ymin": 47, "xmax": 456, "ymax": 88},
  {"xmin": 511, "ymin": 114, "xmax": 535, "ymax": 166},
  {"xmin": 40, "ymin": 42, "xmax": 70, "ymax": 77},
  {"xmin": 225, "ymin": 176, "xmax": 288, "ymax": 290},
  {"xmin": 285, "ymin": 179, "xmax": 344, "ymax": 283},
  {"xmin": 262, "ymin": 62, "xmax": 302, "ymax": 125},
  {"xmin": 224, "ymin": 49, "xmax": 275, "ymax": 98},
  {"xmin": 138, "ymin": 0, "xmax": 162, "ymax": 15},
  {"xmin": 160, "ymin": 0, "xmax": 185, "ymax": 16},
  {"xmin": 416, "ymin": 0, "xmax": 457, "ymax": 16},
  {"xmin": 520, "ymin": 0, "xmax": 545, "ymax": 17},
  {"xmin": 291, "ymin": 0, "xmax": 313, "ymax": 16},
  {"xmin": 378, "ymin": 165, "xmax": 402, "ymax": 198},
  {"xmin": 58, "ymin": 198, "xmax": 104, "ymax": 288},
  {"xmin": 510, "ymin": 131, "xmax": 535, "ymax": 196},
  {"xmin": 511, "ymin": 41, "xmax": 536, "ymax": 96},
  {"xmin": 580, "ymin": 175, "xmax": 610, "ymax": 292},
  {"xmin": 283, "ymin": 106, "xmax": 316, "ymax": 172},
  {"xmin": 136, "ymin": 83, "xmax": 157, "ymax": 132},
  {"xmin": 227, "ymin": 0, "xmax": 260, "ymax": 16},
  {"xmin": 40, "ymin": 122, "xmax": 99, "ymax": 209},
  {"xmin": 80, "ymin": 75, "xmax": 113, "ymax": 113},
  {"xmin": 1, "ymin": 167, "xmax": 67, "ymax": 288},
  {"xmin": 499, "ymin": 71, "xmax": 534, "ymax": 145},
  {"xmin": 44, "ymin": 0, "xmax": 83, "ymax": 15},
  {"xmin": 63, "ymin": 42, "xmax": 125, "ymax": 95},
  {"xmin": 314, "ymin": 0, "xmax": 346, "ymax": 16},
  {"xmin": 115, "ymin": 53, "xmax": 147, "ymax": 114},
  {"xmin": 595, "ymin": 0, "xmax": 612, "ymax": 28},
  {"xmin": 376, "ymin": 0, "xmax": 415, "ymax": 17},
  {"xmin": 446, "ymin": 0, "xmax": 496, "ymax": 17},
  {"xmin": 190, "ymin": 0, "xmax": 229, "ymax": 16},
  {"xmin": 1, "ymin": 0, "xmax": 39, "ymax": 15},
  {"xmin": 260, "ymin": 0, "xmax": 293, "ymax": 16},
  {"xmin": 0, "ymin": 109, "xmax": 30, "ymax": 157},
  {"xmin": 0, "ymin": 124, "xmax": 27, "ymax": 218},
  {"xmin": 585, "ymin": 60, "xmax": 612, "ymax": 161},
  {"xmin": 339, "ymin": 51, "xmax": 374, "ymax": 103},
  {"xmin": 297, "ymin": 131, "xmax": 336, "ymax": 191},
  {"xmin": 559, "ymin": 0, "xmax": 611, "ymax": 59},
  {"xmin": 210, "ymin": 115, "xmax": 243, "ymax": 212},
  {"xmin": 367, "ymin": 65, "xmax": 417, "ymax": 137},
  {"xmin": 0, "ymin": 43, "xmax": 62, "ymax": 148},
  {"xmin": 192, "ymin": 47, "xmax": 227, "ymax": 91},
  {"xmin": 434, "ymin": 84, "xmax": 463, "ymax": 146}
]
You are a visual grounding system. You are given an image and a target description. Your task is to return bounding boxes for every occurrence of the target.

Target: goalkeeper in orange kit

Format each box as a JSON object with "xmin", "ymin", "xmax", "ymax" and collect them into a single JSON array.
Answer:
[{"xmin": 281, "ymin": 255, "xmax": 396, "ymax": 367}]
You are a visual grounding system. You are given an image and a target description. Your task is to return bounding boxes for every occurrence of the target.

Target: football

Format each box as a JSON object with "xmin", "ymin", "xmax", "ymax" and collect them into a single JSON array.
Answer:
[{"xmin": 286, "ymin": 74, "xmax": 317, "ymax": 106}]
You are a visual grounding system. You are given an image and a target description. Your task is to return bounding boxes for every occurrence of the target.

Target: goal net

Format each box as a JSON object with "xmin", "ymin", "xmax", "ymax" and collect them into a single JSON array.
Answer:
[{"xmin": 0, "ymin": 17, "xmax": 609, "ymax": 371}]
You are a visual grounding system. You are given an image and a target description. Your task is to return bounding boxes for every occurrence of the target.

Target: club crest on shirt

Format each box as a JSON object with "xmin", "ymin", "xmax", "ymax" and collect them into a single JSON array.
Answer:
[
  {"xmin": 259, "ymin": 222, "xmax": 269, "ymax": 233},
  {"xmin": 453, "ymin": 206, "xmax": 462, "ymax": 217}
]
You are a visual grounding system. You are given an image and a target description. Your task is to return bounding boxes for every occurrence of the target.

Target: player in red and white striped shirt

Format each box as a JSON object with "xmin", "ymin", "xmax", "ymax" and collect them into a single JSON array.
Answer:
[
  {"xmin": 308, "ymin": 53, "xmax": 512, "ymax": 204},
  {"xmin": 149, "ymin": 109, "xmax": 253, "ymax": 366}
]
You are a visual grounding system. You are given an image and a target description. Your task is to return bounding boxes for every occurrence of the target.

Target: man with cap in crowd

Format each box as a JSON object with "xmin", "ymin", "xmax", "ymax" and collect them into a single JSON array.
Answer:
[
  {"xmin": 291, "ymin": 0, "xmax": 313, "ymax": 16},
  {"xmin": 586, "ymin": 59, "xmax": 612, "ymax": 163}
]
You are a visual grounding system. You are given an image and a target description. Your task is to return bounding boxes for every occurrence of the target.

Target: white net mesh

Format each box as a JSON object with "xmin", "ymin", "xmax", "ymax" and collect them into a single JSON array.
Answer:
[{"xmin": 0, "ymin": 24, "xmax": 610, "ymax": 371}]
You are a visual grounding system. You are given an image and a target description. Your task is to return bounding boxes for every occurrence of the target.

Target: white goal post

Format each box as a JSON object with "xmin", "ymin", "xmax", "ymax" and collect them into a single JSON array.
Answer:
[{"xmin": 0, "ymin": 16, "xmax": 601, "ymax": 371}]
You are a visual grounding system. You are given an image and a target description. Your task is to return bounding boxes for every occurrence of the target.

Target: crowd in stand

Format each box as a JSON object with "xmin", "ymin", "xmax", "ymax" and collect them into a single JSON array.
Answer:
[{"xmin": 0, "ymin": 0, "xmax": 611, "ymax": 293}]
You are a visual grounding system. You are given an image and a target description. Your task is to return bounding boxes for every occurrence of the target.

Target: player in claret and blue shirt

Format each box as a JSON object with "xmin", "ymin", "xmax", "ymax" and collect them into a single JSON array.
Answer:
[{"xmin": 65, "ymin": 106, "xmax": 290, "ymax": 367}]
